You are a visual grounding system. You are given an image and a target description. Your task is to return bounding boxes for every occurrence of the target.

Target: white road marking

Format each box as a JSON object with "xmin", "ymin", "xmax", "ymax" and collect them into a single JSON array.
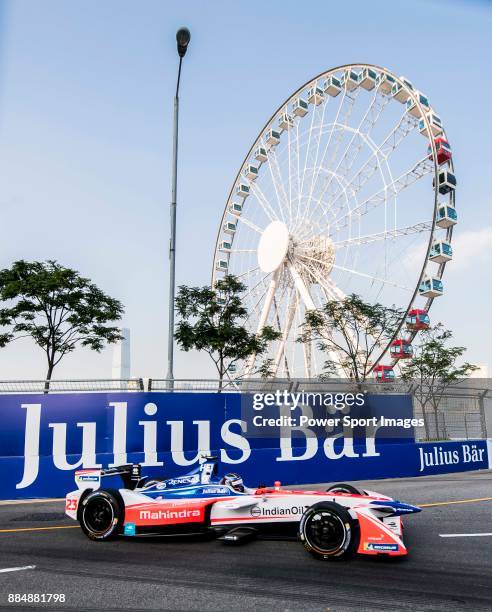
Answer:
[
  {"xmin": 439, "ymin": 533, "xmax": 492, "ymax": 538},
  {"xmin": 0, "ymin": 565, "xmax": 36, "ymax": 573}
]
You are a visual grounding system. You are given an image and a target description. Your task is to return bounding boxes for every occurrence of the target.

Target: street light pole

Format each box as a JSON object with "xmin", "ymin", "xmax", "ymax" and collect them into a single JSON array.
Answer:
[{"xmin": 166, "ymin": 27, "xmax": 190, "ymax": 388}]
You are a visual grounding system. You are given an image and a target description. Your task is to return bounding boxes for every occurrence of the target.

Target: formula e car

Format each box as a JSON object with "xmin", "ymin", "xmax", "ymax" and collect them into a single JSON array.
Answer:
[{"xmin": 65, "ymin": 457, "xmax": 421, "ymax": 560}]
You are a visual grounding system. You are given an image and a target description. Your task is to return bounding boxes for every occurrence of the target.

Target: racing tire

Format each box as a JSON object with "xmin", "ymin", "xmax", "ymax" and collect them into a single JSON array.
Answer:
[
  {"xmin": 299, "ymin": 502, "xmax": 358, "ymax": 561},
  {"xmin": 79, "ymin": 490, "xmax": 123, "ymax": 541},
  {"xmin": 326, "ymin": 483, "xmax": 365, "ymax": 495}
]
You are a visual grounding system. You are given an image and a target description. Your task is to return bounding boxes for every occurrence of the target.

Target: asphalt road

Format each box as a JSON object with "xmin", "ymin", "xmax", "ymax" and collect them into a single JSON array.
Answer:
[{"xmin": 0, "ymin": 470, "xmax": 491, "ymax": 612}]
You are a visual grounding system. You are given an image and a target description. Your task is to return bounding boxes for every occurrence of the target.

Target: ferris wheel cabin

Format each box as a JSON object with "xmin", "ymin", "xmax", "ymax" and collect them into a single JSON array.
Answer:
[
  {"xmin": 390, "ymin": 339, "xmax": 413, "ymax": 359},
  {"xmin": 307, "ymin": 86, "xmax": 324, "ymax": 105},
  {"xmin": 265, "ymin": 129, "xmax": 281, "ymax": 147},
  {"xmin": 343, "ymin": 69, "xmax": 360, "ymax": 91},
  {"xmin": 244, "ymin": 165, "xmax": 259, "ymax": 181},
  {"xmin": 215, "ymin": 259, "xmax": 229, "ymax": 272},
  {"xmin": 434, "ymin": 169, "xmax": 457, "ymax": 194},
  {"xmin": 392, "ymin": 76, "xmax": 414, "ymax": 103},
  {"xmin": 228, "ymin": 202, "xmax": 243, "ymax": 216},
  {"xmin": 254, "ymin": 147, "xmax": 268, "ymax": 163},
  {"xmin": 292, "ymin": 97, "xmax": 309, "ymax": 117},
  {"xmin": 419, "ymin": 276, "xmax": 444, "ymax": 298},
  {"xmin": 219, "ymin": 240, "xmax": 232, "ymax": 253},
  {"xmin": 278, "ymin": 112, "xmax": 294, "ymax": 131},
  {"xmin": 406, "ymin": 91, "xmax": 430, "ymax": 117},
  {"xmin": 436, "ymin": 202, "xmax": 458, "ymax": 228},
  {"xmin": 359, "ymin": 68, "xmax": 377, "ymax": 90},
  {"xmin": 429, "ymin": 240, "xmax": 453, "ymax": 264},
  {"xmin": 236, "ymin": 183, "xmax": 250, "ymax": 199},
  {"xmin": 428, "ymin": 138, "xmax": 452, "ymax": 166},
  {"xmin": 223, "ymin": 221, "xmax": 237, "ymax": 235},
  {"xmin": 377, "ymin": 72, "xmax": 396, "ymax": 94},
  {"xmin": 406, "ymin": 309, "xmax": 430, "ymax": 330},
  {"xmin": 419, "ymin": 113, "xmax": 443, "ymax": 137},
  {"xmin": 374, "ymin": 364, "xmax": 395, "ymax": 383},
  {"xmin": 323, "ymin": 75, "xmax": 342, "ymax": 97}
]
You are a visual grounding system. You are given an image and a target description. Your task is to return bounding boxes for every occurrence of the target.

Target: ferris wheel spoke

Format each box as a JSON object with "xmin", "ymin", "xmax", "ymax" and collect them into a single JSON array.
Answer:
[
  {"xmin": 329, "ymin": 156, "xmax": 433, "ymax": 230},
  {"xmin": 235, "ymin": 214, "xmax": 264, "ymax": 234},
  {"xmin": 265, "ymin": 149, "xmax": 288, "ymax": 223},
  {"xmin": 307, "ymin": 108, "xmax": 417, "ymax": 227},
  {"xmin": 333, "ymin": 221, "xmax": 432, "ymax": 248},
  {"xmin": 306, "ymin": 88, "xmax": 389, "ymax": 226},
  {"xmin": 273, "ymin": 287, "xmax": 296, "ymax": 376},
  {"xmin": 328, "ymin": 112, "xmax": 418, "ymax": 219},
  {"xmin": 248, "ymin": 181, "xmax": 278, "ymax": 223},
  {"xmin": 331, "ymin": 263, "xmax": 411, "ymax": 291},
  {"xmin": 296, "ymin": 88, "xmax": 360, "ymax": 233},
  {"xmin": 235, "ymin": 265, "xmax": 262, "ymax": 280},
  {"xmin": 228, "ymin": 248, "xmax": 257, "ymax": 254}
]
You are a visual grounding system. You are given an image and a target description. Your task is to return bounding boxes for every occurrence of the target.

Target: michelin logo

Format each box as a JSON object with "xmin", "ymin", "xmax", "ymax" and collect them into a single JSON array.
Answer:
[
  {"xmin": 76, "ymin": 474, "xmax": 99, "ymax": 482},
  {"xmin": 364, "ymin": 542, "xmax": 399, "ymax": 552}
]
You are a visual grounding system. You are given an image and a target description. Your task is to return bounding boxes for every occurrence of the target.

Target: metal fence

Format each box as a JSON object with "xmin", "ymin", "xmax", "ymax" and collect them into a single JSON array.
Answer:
[
  {"xmin": 0, "ymin": 377, "xmax": 489, "ymax": 441},
  {"xmin": 0, "ymin": 378, "xmax": 144, "ymax": 394}
]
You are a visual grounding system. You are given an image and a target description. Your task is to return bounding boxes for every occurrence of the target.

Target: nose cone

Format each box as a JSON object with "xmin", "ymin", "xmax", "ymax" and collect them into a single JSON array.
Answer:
[{"xmin": 370, "ymin": 500, "xmax": 422, "ymax": 516}]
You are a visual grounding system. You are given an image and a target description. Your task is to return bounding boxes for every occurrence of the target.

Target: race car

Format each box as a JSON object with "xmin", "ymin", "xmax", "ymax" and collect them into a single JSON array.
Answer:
[{"xmin": 65, "ymin": 456, "xmax": 421, "ymax": 560}]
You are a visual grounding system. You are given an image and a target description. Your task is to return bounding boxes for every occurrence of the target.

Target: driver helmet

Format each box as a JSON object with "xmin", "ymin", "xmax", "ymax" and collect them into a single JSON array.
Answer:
[{"xmin": 221, "ymin": 472, "xmax": 244, "ymax": 493}]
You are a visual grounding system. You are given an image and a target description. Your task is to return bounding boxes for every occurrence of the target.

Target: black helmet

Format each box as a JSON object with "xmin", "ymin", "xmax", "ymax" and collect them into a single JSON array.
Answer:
[{"xmin": 221, "ymin": 472, "xmax": 244, "ymax": 493}]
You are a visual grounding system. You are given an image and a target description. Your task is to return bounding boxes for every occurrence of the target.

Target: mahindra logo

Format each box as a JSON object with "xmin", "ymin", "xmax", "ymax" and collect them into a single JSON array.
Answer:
[{"xmin": 140, "ymin": 509, "xmax": 201, "ymax": 521}]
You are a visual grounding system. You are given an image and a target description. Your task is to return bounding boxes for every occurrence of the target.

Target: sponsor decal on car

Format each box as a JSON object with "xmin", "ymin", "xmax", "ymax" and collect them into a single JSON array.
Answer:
[
  {"xmin": 139, "ymin": 509, "xmax": 202, "ymax": 521},
  {"xmin": 165, "ymin": 475, "xmax": 200, "ymax": 487},
  {"xmin": 124, "ymin": 523, "xmax": 136, "ymax": 536},
  {"xmin": 363, "ymin": 542, "xmax": 399, "ymax": 552},
  {"xmin": 202, "ymin": 487, "xmax": 230, "ymax": 495},
  {"xmin": 76, "ymin": 474, "xmax": 99, "ymax": 483},
  {"xmin": 250, "ymin": 505, "xmax": 310, "ymax": 517}
]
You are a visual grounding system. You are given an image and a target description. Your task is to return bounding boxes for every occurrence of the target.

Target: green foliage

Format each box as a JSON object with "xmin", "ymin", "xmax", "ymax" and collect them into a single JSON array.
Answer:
[
  {"xmin": 0, "ymin": 260, "xmax": 124, "ymax": 383},
  {"xmin": 174, "ymin": 275, "xmax": 280, "ymax": 388},
  {"xmin": 298, "ymin": 294, "xmax": 403, "ymax": 382},
  {"xmin": 400, "ymin": 323, "xmax": 477, "ymax": 437}
]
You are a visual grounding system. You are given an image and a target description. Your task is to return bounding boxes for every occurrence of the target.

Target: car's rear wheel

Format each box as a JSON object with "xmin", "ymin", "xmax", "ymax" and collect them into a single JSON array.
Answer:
[
  {"xmin": 299, "ymin": 502, "xmax": 358, "ymax": 561},
  {"xmin": 80, "ymin": 490, "xmax": 122, "ymax": 541},
  {"xmin": 326, "ymin": 483, "xmax": 365, "ymax": 495}
]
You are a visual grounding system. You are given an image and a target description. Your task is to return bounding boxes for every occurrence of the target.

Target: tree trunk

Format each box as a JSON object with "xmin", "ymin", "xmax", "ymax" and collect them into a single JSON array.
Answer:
[
  {"xmin": 218, "ymin": 356, "xmax": 224, "ymax": 393},
  {"xmin": 44, "ymin": 362, "xmax": 54, "ymax": 394}
]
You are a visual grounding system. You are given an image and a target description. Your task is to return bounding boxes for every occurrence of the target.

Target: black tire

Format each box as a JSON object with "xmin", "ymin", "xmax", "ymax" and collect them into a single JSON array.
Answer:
[
  {"xmin": 79, "ymin": 490, "xmax": 123, "ymax": 541},
  {"xmin": 326, "ymin": 483, "xmax": 365, "ymax": 496},
  {"xmin": 299, "ymin": 502, "xmax": 358, "ymax": 561}
]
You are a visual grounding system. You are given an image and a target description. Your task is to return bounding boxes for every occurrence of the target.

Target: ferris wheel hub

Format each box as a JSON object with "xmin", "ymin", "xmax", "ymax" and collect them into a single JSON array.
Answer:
[{"xmin": 257, "ymin": 220, "xmax": 290, "ymax": 273}]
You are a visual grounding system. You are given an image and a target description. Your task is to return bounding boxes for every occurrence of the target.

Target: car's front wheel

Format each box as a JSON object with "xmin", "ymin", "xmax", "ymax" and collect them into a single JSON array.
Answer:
[
  {"xmin": 299, "ymin": 502, "xmax": 358, "ymax": 561},
  {"xmin": 80, "ymin": 490, "xmax": 122, "ymax": 541},
  {"xmin": 326, "ymin": 483, "xmax": 366, "ymax": 495}
]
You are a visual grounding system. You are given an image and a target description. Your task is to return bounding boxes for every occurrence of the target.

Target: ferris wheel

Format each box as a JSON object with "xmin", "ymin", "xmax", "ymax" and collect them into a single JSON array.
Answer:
[{"xmin": 212, "ymin": 64, "xmax": 457, "ymax": 380}]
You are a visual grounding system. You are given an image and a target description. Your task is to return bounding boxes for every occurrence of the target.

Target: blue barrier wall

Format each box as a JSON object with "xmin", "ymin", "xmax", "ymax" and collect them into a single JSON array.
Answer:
[{"xmin": 0, "ymin": 392, "xmax": 489, "ymax": 499}]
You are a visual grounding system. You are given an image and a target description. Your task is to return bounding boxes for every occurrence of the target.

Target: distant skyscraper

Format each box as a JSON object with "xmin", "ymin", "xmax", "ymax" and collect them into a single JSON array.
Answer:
[{"xmin": 112, "ymin": 328, "xmax": 131, "ymax": 379}]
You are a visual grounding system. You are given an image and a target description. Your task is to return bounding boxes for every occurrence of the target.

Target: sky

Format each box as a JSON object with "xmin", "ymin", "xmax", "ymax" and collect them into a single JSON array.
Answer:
[{"xmin": 0, "ymin": 0, "xmax": 491, "ymax": 381}]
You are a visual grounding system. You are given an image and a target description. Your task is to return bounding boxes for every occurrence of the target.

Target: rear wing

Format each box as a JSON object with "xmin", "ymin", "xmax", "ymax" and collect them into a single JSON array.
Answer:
[{"xmin": 75, "ymin": 464, "xmax": 141, "ymax": 491}]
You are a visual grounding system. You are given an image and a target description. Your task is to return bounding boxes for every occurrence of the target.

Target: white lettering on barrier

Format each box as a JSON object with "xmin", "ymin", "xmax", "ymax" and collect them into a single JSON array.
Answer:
[{"xmin": 220, "ymin": 419, "xmax": 251, "ymax": 464}]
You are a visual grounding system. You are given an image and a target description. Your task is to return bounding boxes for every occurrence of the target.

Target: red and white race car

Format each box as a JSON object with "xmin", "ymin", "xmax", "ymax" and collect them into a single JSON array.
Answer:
[{"xmin": 65, "ymin": 457, "xmax": 421, "ymax": 561}]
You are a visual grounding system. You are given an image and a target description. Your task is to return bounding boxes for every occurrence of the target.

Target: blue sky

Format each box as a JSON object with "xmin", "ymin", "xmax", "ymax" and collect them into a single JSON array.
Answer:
[{"xmin": 0, "ymin": 0, "xmax": 491, "ymax": 380}]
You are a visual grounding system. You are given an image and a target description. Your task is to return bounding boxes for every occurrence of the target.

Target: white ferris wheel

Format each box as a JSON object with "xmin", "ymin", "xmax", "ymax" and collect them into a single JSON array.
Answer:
[{"xmin": 212, "ymin": 64, "xmax": 457, "ymax": 380}]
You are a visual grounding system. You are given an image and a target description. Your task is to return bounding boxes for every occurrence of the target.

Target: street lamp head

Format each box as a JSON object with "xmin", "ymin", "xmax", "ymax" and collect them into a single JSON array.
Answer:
[{"xmin": 176, "ymin": 27, "xmax": 191, "ymax": 58}]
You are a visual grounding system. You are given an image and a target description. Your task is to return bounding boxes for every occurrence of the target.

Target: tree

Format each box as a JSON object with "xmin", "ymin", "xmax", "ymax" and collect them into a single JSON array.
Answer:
[
  {"xmin": 400, "ymin": 324, "xmax": 477, "ymax": 439},
  {"xmin": 0, "ymin": 260, "xmax": 124, "ymax": 389},
  {"xmin": 298, "ymin": 294, "xmax": 403, "ymax": 382},
  {"xmin": 174, "ymin": 275, "xmax": 280, "ymax": 390}
]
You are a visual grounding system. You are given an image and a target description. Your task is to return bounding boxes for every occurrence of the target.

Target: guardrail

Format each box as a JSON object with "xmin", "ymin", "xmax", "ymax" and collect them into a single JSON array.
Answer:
[{"xmin": 0, "ymin": 378, "xmax": 144, "ymax": 393}]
